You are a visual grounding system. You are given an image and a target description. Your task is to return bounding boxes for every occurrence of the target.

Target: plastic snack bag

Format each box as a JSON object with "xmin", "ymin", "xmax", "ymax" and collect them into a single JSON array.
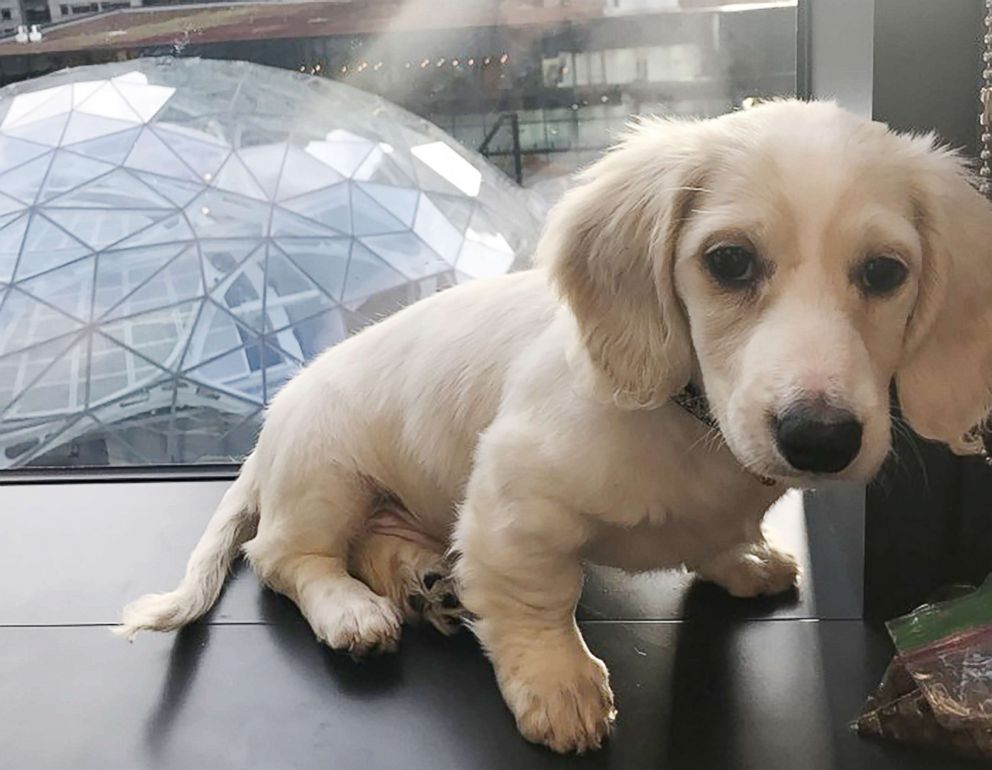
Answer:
[{"xmin": 854, "ymin": 578, "xmax": 992, "ymax": 759}]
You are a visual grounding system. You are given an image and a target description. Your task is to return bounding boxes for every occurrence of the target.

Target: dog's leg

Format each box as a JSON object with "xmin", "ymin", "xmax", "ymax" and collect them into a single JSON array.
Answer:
[
  {"xmin": 243, "ymin": 470, "xmax": 403, "ymax": 656},
  {"xmin": 693, "ymin": 537, "xmax": 799, "ymax": 598},
  {"xmin": 349, "ymin": 531, "xmax": 466, "ymax": 635},
  {"xmin": 454, "ymin": 493, "xmax": 615, "ymax": 754}
]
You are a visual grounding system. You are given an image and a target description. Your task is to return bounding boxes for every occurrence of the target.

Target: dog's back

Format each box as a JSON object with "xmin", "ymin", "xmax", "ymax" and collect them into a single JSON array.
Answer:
[{"xmin": 255, "ymin": 268, "xmax": 556, "ymax": 516}]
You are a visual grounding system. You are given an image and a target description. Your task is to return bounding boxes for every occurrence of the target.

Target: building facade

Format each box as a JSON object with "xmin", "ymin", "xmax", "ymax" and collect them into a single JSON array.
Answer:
[
  {"xmin": 47, "ymin": 0, "xmax": 136, "ymax": 23},
  {"xmin": 0, "ymin": 0, "xmax": 23, "ymax": 36}
]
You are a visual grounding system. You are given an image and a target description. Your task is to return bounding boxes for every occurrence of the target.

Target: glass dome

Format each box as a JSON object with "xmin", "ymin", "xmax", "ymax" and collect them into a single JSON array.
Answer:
[{"xmin": 0, "ymin": 58, "xmax": 541, "ymax": 468}]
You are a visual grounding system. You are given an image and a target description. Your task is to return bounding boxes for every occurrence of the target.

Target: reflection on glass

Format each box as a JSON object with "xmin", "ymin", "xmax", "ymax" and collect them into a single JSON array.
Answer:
[
  {"xmin": 0, "ymin": 58, "xmax": 541, "ymax": 467},
  {"xmin": 0, "ymin": 1, "xmax": 797, "ymax": 468},
  {"xmin": 411, "ymin": 142, "xmax": 483, "ymax": 197}
]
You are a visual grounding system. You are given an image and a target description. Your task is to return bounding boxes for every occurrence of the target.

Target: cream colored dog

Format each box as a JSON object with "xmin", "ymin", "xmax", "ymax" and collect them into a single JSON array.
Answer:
[{"xmin": 117, "ymin": 100, "xmax": 992, "ymax": 753}]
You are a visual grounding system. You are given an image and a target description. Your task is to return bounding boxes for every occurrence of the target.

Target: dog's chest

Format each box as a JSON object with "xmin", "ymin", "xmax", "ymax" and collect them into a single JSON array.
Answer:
[{"xmin": 582, "ymin": 413, "xmax": 775, "ymax": 529}]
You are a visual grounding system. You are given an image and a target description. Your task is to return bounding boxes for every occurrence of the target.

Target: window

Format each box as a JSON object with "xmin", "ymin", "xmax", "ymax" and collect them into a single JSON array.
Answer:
[
  {"xmin": 0, "ymin": 1, "xmax": 798, "ymax": 469},
  {"xmin": 0, "ymin": 9, "xmax": 11, "ymax": 20}
]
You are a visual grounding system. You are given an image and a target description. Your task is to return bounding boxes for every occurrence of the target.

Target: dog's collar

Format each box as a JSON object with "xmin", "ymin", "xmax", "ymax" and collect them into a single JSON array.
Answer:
[
  {"xmin": 671, "ymin": 382, "xmax": 777, "ymax": 487},
  {"xmin": 671, "ymin": 381, "xmax": 719, "ymax": 431}
]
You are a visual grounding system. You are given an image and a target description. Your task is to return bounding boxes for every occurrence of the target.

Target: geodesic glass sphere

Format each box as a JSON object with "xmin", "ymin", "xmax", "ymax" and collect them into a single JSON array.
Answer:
[{"xmin": 0, "ymin": 58, "xmax": 541, "ymax": 468}]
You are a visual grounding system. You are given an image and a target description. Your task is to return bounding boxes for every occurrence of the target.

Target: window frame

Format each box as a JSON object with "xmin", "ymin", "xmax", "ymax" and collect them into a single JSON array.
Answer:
[{"xmin": 0, "ymin": 1, "xmax": 810, "ymax": 483}]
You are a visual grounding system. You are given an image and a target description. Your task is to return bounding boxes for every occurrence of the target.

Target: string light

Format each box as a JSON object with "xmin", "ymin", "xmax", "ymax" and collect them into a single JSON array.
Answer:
[{"xmin": 310, "ymin": 53, "xmax": 515, "ymax": 75}]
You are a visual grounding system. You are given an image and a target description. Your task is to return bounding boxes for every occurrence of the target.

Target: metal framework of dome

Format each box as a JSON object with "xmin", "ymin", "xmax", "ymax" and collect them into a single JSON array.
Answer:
[{"xmin": 0, "ymin": 58, "xmax": 540, "ymax": 468}]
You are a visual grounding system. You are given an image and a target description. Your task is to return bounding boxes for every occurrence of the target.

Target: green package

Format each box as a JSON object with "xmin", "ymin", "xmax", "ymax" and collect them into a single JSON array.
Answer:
[
  {"xmin": 854, "ymin": 578, "xmax": 992, "ymax": 759},
  {"xmin": 887, "ymin": 576, "xmax": 992, "ymax": 729}
]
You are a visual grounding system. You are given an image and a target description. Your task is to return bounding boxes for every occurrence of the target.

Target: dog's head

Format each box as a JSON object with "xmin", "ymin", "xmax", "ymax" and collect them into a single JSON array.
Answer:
[{"xmin": 541, "ymin": 100, "xmax": 992, "ymax": 484}]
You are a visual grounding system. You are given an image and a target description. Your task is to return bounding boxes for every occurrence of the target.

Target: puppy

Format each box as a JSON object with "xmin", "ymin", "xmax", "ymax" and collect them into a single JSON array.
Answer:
[{"xmin": 117, "ymin": 100, "xmax": 992, "ymax": 753}]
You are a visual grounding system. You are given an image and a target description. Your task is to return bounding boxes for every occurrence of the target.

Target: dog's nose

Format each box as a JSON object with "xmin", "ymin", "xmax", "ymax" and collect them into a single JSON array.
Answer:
[{"xmin": 774, "ymin": 401, "xmax": 863, "ymax": 474}]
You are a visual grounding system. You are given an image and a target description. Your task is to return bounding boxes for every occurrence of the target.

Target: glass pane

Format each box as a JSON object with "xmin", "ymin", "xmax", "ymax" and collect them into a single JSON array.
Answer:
[
  {"xmin": 0, "ymin": 1, "xmax": 797, "ymax": 468},
  {"xmin": 93, "ymin": 243, "xmax": 185, "ymax": 318},
  {"xmin": 63, "ymin": 127, "xmax": 142, "ymax": 165},
  {"xmin": 0, "ymin": 288, "xmax": 84, "ymax": 358},
  {"xmin": 275, "ymin": 238, "xmax": 350, "ymax": 301},
  {"xmin": 0, "ymin": 135, "xmax": 50, "ymax": 175},
  {"xmin": 38, "ymin": 151, "xmax": 117, "ymax": 202},
  {"xmin": 62, "ymin": 113, "xmax": 136, "ymax": 146},
  {"xmin": 343, "ymin": 241, "xmax": 409, "ymax": 303},
  {"xmin": 17, "ymin": 257, "xmax": 95, "ymax": 320},
  {"xmin": 350, "ymin": 184, "xmax": 407, "ymax": 236},
  {"xmin": 16, "ymin": 214, "xmax": 92, "ymax": 279}
]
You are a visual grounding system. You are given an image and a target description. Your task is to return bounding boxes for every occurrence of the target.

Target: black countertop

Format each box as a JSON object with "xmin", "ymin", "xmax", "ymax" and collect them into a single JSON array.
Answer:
[{"xmin": 0, "ymin": 480, "xmax": 977, "ymax": 769}]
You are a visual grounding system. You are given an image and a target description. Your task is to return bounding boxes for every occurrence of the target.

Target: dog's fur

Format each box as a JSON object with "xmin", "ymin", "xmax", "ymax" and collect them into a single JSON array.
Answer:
[{"xmin": 117, "ymin": 101, "xmax": 992, "ymax": 753}]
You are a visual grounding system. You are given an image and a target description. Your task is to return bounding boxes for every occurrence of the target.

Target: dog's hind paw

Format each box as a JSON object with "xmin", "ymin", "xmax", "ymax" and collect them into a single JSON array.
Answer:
[{"xmin": 406, "ymin": 560, "xmax": 469, "ymax": 636}]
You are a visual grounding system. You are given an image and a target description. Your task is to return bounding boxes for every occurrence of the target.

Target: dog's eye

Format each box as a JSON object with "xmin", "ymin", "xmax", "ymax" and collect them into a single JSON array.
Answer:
[
  {"xmin": 859, "ymin": 256, "xmax": 908, "ymax": 296},
  {"xmin": 704, "ymin": 245, "xmax": 757, "ymax": 286}
]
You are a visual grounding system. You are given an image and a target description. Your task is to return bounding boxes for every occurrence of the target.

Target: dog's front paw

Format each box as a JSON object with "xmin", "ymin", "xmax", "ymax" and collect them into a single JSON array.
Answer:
[
  {"xmin": 696, "ymin": 541, "xmax": 799, "ymax": 598},
  {"xmin": 498, "ymin": 652, "xmax": 616, "ymax": 754},
  {"xmin": 309, "ymin": 589, "xmax": 402, "ymax": 657}
]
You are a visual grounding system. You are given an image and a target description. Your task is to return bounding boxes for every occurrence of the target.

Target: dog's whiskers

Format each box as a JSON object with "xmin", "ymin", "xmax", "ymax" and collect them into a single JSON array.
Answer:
[
  {"xmin": 702, "ymin": 425, "xmax": 726, "ymax": 453},
  {"xmin": 888, "ymin": 410, "xmax": 930, "ymax": 492}
]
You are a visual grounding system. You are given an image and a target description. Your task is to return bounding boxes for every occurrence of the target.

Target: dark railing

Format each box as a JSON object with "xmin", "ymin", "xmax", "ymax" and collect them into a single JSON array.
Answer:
[{"xmin": 478, "ymin": 112, "xmax": 523, "ymax": 185}]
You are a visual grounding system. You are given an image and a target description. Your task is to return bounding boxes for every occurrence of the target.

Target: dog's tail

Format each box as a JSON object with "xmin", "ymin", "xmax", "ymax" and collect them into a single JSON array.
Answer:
[{"xmin": 114, "ymin": 453, "xmax": 261, "ymax": 641}]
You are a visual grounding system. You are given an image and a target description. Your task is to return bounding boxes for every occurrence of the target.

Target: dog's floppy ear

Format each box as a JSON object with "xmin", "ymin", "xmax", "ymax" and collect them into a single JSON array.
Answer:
[
  {"xmin": 896, "ymin": 144, "xmax": 992, "ymax": 454},
  {"xmin": 538, "ymin": 119, "xmax": 703, "ymax": 409}
]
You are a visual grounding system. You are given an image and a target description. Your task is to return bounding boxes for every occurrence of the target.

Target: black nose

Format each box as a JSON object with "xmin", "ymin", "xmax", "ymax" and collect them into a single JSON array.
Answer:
[{"xmin": 774, "ymin": 402, "xmax": 863, "ymax": 474}]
